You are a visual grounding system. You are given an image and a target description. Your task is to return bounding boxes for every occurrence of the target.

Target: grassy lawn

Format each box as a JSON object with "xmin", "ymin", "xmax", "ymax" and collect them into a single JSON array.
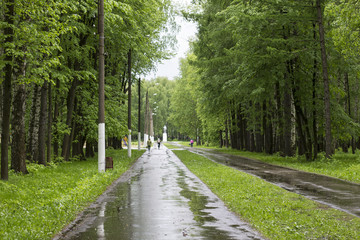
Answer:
[
  {"xmin": 173, "ymin": 150, "xmax": 360, "ymax": 239},
  {"xmin": 215, "ymin": 149, "xmax": 360, "ymax": 184},
  {"xmin": 0, "ymin": 149, "xmax": 145, "ymax": 240},
  {"xmin": 173, "ymin": 140, "xmax": 360, "ymax": 184},
  {"xmin": 163, "ymin": 142, "xmax": 181, "ymax": 149}
]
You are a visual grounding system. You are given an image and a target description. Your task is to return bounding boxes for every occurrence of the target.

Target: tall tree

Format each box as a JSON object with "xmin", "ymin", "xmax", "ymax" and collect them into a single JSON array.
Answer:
[
  {"xmin": 1, "ymin": 0, "xmax": 15, "ymax": 180},
  {"xmin": 317, "ymin": 0, "xmax": 332, "ymax": 158}
]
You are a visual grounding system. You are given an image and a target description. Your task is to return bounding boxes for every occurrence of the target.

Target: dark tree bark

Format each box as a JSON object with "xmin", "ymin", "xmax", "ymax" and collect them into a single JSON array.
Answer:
[
  {"xmin": 263, "ymin": 101, "xmax": 273, "ymax": 154},
  {"xmin": 283, "ymin": 63, "xmax": 293, "ymax": 157},
  {"xmin": 0, "ymin": 82, "xmax": 2, "ymax": 132},
  {"xmin": 1, "ymin": 0, "xmax": 15, "ymax": 180},
  {"xmin": 219, "ymin": 130, "xmax": 223, "ymax": 148},
  {"xmin": 244, "ymin": 118, "xmax": 250, "ymax": 151},
  {"xmin": 11, "ymin": 43, "xmax": 28, "ymax": 173},
  {"xmin": 317, "ymin": 0, "xmax": 332, "ymax": 158},
  {"xmin": 275, "ymin": 81, "xmax": 284, "ymax": 154},
  {"xmin": 72, "ymin": 122, "xmax": 85, "ymax": 160},
  {"xmin": 47, "ymin": 82, "xmax": 52, "ymax": 163},
  {"xmin": 225, "ymin": 119, "xmax": 229, "ymax": 148},
  {"xmin": 27, "ymin": 84, "xmax": 41, "ymax": 162},
  {"xmin": 86, "ymin": 141, "xmax": 95, "ymax": 157},
  {"xmin": 250, "ymin": 131, "xmax": 255, "ymax": 152},
  {"xmin": 38, "ymin": 82, "xmax": 48, "ymax": 165},
  {"xmin": 312, "ymin": 59, "xmax": 319, "ymax": 160},
  {"xmin": 343, "ymin": 72, "xmax": 355, "ymax": 154},
  {"xmin": 53, "ymin": 79, "xmax": 60, "ymax": 158},
  {"xmin": 312, "ymin": 23, "xmax": 319, "ymax": 160},
  {"xmin": 230, "ymin": 106, "xmax": 237, "ymax": 149},
  {"xmin": 61, "ymin": 78, "xmax": 79, "ymax": 161},
  {"xmin": 236, "ymin": 105, "xmax": 244, "ymax": 150},
  {"xmin": 11, "ymin": 83, "xmax": 28, "ymax": 174}
]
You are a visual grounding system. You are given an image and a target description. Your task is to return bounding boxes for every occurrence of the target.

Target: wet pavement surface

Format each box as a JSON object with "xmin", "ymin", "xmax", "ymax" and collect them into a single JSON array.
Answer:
[
  {"xmin": 177, "ymin": 144, "xmax": 360, "ymax": 218},
  {"xmin": 54, "ymin": 146, "xmax": 264, "ymax": 240}
]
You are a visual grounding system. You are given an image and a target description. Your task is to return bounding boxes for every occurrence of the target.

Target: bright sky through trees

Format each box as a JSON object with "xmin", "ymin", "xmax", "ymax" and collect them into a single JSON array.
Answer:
[{"xmin": 147, "ymin": 0, "xmax": 197, "ymax": 80}]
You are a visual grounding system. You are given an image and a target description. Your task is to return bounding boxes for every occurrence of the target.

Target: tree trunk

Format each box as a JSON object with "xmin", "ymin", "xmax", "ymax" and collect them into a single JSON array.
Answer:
[
  {"xmin": 27, "ymin": 84, "xmax": 41, "ymax": 162},
  {"xmin": 1, "ymin": 0, "xmax": 15, "ymax": 180},
  {"xmin": 61, "ymin": 78, "xmax": 79, "ymax": 161},
  {"xmin": 317, "ymin": 0, "xmax": 332, "ymax": 158},
  {"xmin": 11, "ymin": 83, "xmax": 28, "ymax": 174},
  {"xmin": 47, "ymin": 82, "xmax": 52, "ymax": 163},
  {"xmin": 312, "ymin": 58, "xmax": 319, "ymax": 160},
  {"xmin": 255, "ymin": 103, "xmax": 263, "ymax": 153},
  {"xmin": 53, "ymin": 79, "xmax": 60, "ymax": 158},
  {"xmin": 275, "ymin": 81, "xmax": 284, "ymax": 154},
  {"xmin": 264, "ymin": 101, "xmax": 273, "ymax": 154},
  {"xmin": 237, "ymin": 105, "xmax": 244, "ymax": 150},
  {"xmin": 250, "ymin": 131, "xmax": 255, "ymax": 152},
  {"xmin": 231, "ymin": 106, "xmax": 237, "ymax": 149},
  {"xmin": 86, "ymin": 141, "xmax": 95, "ymax": 157},
  {"xmin": 219, "ymin": 130, "xmax": 223, "ymax": 148},
  {"xmin": 283, "ymin": 63, "xmax": 293, "ymax": 156},
  {"xmin": 225, "ymin": 119, "xmax": 229, "ymax": 148},
  {"xmin": 38, "ymin": 82, "xmax": 48, "ymax": 165}
]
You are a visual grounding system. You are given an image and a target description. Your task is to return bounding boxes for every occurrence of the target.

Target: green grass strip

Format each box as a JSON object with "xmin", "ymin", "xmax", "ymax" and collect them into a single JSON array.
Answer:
[
  {"xmin": 215, "ymin": 149, "xmax": 360, "ymax": 184},
  {"xmin": 0, "ymin": 149, "xmax": 144, "ymax": 240},
  {"xmin": 163, "ymin": 142, "xmax": 180, "ymax": 149},
  {"xmin": 173, "ymin": 150, "xmax": 360, "ymax": 239}
]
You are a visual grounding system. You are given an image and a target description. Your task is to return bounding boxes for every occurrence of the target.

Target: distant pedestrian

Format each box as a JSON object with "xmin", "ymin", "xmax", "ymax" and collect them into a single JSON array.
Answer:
[
  {"xmin": 157, "ymin": 138, "xmax": 161, "ymax": 149},
  {"xmin": 147, "ymin": 139, "xmax": 152, "ymax": 152},
  {"xmin": 190, "ymin": 139, "xmax": 194, "ymax": 147}
]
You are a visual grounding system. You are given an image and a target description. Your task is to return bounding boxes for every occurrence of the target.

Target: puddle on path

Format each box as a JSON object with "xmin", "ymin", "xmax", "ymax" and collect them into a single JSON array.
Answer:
[
  {"xmin": 55, "ymin": 148, "xmax": 263, "ymax": 240},
  {"xmin": 183, "ymin": 146, "xmax": 360, "ymax": 218}
]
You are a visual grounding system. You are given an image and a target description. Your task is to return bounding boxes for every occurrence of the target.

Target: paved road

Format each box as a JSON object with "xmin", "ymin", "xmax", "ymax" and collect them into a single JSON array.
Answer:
[
  {"xmin": 178, "ymin": 144, "xmax": 360, "ymax": 218},
  {"xmin": 54, "ymin": 146, "xmax": 264, "ymax": 240}
]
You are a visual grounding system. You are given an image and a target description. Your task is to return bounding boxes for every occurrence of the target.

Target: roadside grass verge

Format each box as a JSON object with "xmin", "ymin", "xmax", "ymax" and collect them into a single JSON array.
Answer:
[
  {"xmin": 163, "ymin": 142, "xmax": 180, "ymax": 149},
  {"xmin": 173, "ymin": 150, "xmax": 360, "ymax": 239},
  {"xmin": 174, "ymin": 140, "xmax": 218, "ymax": 149},
  {"xmin": 0, "ymin": 149, "xmax": 144, "ymax": 240},
  {"xmin": 215, "ymin": 149, "xmax": 360, "ymax": 184}
]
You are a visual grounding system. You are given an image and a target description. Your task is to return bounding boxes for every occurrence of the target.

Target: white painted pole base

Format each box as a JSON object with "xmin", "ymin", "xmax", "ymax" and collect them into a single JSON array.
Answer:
[
  {"xmin": 144, "ymin": 134, "xmax": 148, "ymax": 147},
  {"xmin": 98, "ymin": 123, "xmax": 106, "ymax": 172},
  {"xmin": 138, "ymin": 132, "xmax": 141, "ymax": 150},
  {"xmin": 128, "ymin": 129, "xmax": 132, "ymax": 157}
]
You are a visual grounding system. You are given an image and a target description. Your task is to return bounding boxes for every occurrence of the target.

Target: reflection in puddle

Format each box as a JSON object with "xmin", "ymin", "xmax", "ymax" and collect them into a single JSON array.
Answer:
[{"xmin": 56, "ymin": 149, "xmax": 263, "ymax": 240}]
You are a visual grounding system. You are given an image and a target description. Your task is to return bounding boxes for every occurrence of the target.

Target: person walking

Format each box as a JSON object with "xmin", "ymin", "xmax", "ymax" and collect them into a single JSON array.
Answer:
[
  {"xmin": 157, "ymin": 138, "xmax": 161, "ymax": 149},
  {"xmin": 147, "ymin": 139, "xmax": 152, "ymax": 152},
  {"xmin": 190, "ymin": 139, "xmax": 194, "ymax": 147}
]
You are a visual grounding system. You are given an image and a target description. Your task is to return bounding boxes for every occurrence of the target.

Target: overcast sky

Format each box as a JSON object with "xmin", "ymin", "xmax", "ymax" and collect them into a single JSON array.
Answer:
[{"xmin": 146, "ymin": 0, "xmax": 198, "ymax": 80}]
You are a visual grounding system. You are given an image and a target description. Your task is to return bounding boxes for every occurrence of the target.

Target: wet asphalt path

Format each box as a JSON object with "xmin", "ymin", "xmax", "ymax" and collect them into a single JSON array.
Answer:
[
  {"xmin": 177, "ymin": 144, "xmax": 360, "ymax": 218},
  {"xmin": 54, "ymin": 146, "xmax": 264, "ymax": 240}
]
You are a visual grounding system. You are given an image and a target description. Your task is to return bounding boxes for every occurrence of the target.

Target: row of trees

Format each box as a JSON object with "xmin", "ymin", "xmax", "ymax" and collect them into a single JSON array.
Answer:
[
  {"xmin": 0, "ymin": 0, "xmax": 175, "ymax": 180},
  {"xmin": 169, "ymin": 0, "xmax": 360, "ymax": 160}
]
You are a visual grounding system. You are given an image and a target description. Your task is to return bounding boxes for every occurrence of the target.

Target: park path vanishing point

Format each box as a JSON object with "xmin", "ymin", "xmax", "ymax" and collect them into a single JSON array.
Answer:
[
  {"xmin": 54, "ymin": 146, "xmax": 264, "ymax": 240},
  {"xmin": 175, "ymin": 143, "xmax": 360, "ymax": 218}
]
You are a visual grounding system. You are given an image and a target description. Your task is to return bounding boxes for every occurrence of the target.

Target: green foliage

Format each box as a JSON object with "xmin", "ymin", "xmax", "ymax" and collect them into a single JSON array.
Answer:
[
  {"xmin": 169, "ymin": 54, "xmax": 201, "ymax": 139},
  {"xmin": 174, "ymin": 150, "xmax": 360, "ymax": 239},
  {"xmin": 141, "ymin": 77, "xmax": 175, "ymax": 137},
  {"xmin": 0, "ymin": 149, "xmax": 144, "ymax": 239}
]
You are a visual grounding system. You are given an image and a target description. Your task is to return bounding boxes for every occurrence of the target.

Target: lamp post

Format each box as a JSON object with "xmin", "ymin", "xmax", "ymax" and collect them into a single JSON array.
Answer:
[{"xmin": 98, "ymin": 0, "xmax": 105, "ymax": 172}]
